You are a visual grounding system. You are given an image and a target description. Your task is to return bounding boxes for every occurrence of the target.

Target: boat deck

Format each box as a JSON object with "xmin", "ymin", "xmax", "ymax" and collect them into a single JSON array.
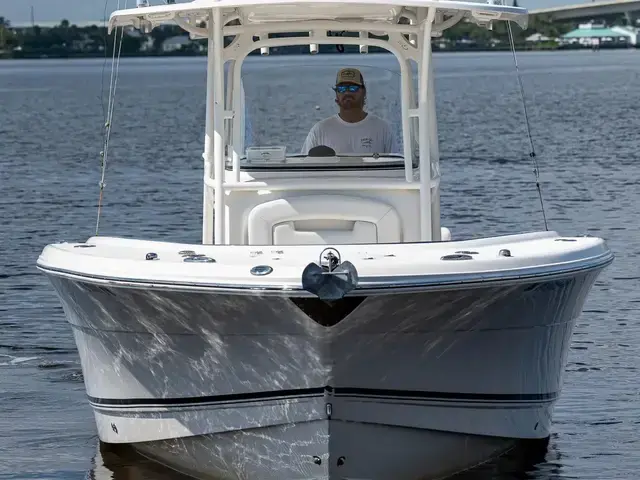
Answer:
[{"xmin": 36, "ymin": 232, "xmax": 613, "ymax": 293}]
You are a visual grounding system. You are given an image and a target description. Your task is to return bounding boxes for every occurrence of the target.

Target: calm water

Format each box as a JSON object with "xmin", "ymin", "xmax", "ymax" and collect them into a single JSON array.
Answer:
[{"xmin": 1, "ymin": 50, "xmax": 639, "ymax": 479}]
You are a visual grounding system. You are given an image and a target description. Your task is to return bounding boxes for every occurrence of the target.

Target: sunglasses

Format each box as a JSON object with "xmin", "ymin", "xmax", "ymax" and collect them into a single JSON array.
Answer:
[{"xmin": 334, "ymin": 84, "xmax": 362, "ymax": 93}]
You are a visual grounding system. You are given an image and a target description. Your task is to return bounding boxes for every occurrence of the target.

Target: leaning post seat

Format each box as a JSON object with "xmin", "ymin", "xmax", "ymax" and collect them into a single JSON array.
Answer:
[{"xmin": 247, "ymin": 195, "xmax": 403, "ymax": 245}]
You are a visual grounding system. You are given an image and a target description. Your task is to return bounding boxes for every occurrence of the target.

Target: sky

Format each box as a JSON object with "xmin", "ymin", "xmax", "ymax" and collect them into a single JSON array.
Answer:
[{"xmin": 1, "ymin": 0, "xmax": 590, "ymax": 25}]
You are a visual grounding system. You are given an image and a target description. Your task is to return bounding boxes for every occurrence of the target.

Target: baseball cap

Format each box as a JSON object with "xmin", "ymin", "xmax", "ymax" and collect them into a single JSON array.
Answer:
[{"xmin": 335, "ymin": 68, "xmax": 365, "ymax": 87}]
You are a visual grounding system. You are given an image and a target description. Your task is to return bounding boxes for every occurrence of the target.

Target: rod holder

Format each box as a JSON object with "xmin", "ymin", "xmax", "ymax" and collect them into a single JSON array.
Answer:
[
  {"xmin": 310, "ymin": 31, "xmax": 319, "ymax": 54},
  {"xmin": 359, "ymin": 31, "xmax": 368, "ymax": 53},
  {"xmin": 401, "ymin": 11, "xmax": 418, "ymax": 46},
  {"xmin": 258, "ymin": 35, "xmax": 269, "ymax": 55}
]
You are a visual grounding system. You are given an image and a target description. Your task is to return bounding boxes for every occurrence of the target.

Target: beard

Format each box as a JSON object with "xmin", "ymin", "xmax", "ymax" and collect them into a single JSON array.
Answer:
[{"xmin": 338, "ymin": 95, "xmax": 363, "ymax": 110}]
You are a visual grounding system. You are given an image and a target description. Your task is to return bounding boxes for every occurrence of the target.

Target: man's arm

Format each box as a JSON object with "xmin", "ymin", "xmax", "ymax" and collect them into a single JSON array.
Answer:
[{"xmin": 301, "ymin": 124, "xmax": 319, "ymax": 155}]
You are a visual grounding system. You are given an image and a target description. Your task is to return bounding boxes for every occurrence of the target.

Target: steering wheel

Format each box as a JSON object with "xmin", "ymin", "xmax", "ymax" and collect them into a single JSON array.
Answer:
[{"xmin": 308, "ymin": 145, "xmax": 336, "ymax": 157}]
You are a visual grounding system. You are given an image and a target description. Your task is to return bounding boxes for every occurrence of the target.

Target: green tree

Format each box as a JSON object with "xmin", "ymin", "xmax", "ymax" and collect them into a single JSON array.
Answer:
[{"xmin": 0, "ymin": 17, "xmax": 16, "ymax": 51}]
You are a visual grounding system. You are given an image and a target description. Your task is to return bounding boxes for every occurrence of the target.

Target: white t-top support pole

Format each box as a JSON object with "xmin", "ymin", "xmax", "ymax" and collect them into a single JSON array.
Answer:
[
  {"xmin": 202, "ymin": 10, "xmax": 216, "ymax": 244},
  {"xmin": 428, "ymin": 54, "xmax": 441, "ymax": 241},
  {"xmin": 419, "ymin": 7, "xmax": 436, "ymax": 242},
  {"xmin": 400, "ymin": 58, "xmax": 413, "ymax": 183},
  {"xmin": 213, "ymin": 7, "xmax": 225, "ymax": 245}
]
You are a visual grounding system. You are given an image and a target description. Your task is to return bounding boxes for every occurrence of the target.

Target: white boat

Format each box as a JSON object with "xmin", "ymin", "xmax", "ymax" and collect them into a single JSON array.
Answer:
[{"xmin": 37, "ymin": 0, "xmax": 614, "ymax": 478}]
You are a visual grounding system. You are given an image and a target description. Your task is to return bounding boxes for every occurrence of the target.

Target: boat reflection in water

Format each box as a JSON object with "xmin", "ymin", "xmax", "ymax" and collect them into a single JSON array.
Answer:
[
  {"xmin": 88, "ymin": 442, "xmax": 193, "ymax": 480},
  {"xmin": 88, "ymin": 437, "xmax": 559, "ymax": 480}
]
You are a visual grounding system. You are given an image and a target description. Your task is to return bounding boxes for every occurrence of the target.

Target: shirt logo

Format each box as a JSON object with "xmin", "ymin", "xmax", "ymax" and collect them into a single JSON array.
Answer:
[{"xmin": 360, "ymin": 137, "xmax": 372, "ymax": 148}]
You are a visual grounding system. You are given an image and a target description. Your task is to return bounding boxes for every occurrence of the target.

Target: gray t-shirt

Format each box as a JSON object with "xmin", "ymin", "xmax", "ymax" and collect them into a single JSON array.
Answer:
[{"xmin": 301, "ymin": 113, "xmax": 396, "ymax": 155}]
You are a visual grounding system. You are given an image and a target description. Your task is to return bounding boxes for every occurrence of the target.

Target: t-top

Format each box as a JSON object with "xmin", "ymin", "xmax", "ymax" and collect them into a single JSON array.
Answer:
[{"xmin": 301, "ymin": 113, "xmax": 397, "ymax": 156}]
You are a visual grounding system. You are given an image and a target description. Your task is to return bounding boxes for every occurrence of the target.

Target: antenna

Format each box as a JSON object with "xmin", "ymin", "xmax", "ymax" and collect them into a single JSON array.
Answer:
[{"xmin": 30, "ymin": 5, "xmax": 35, "ymax": 27}]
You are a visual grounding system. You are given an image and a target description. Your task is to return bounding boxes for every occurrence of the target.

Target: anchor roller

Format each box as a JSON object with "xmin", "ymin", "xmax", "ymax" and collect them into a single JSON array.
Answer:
[{"xmin": 301, "ymin": 247, "xmax": 359, "ymax": 301}]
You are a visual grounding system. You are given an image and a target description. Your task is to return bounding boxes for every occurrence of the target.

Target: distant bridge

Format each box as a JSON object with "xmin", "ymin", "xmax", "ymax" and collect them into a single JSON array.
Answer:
[{"xmin": 529, "ymin": 0, "xmax": 640, "ymax": 21}]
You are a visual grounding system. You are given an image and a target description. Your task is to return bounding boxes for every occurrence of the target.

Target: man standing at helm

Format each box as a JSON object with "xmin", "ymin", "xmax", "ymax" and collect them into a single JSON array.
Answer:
[{"xmin": 301, "ymin": 67, "xmax": 396, "ymax": 155}]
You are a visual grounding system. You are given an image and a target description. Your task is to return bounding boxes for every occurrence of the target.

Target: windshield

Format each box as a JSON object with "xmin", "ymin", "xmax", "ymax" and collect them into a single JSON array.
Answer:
[{"xmin": 239, "ymin": 54, "xmax": 406, "ymax": 162}]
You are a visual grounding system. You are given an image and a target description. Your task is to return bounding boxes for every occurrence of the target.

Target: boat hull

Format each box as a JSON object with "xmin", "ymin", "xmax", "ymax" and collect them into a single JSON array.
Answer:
[{"xmin": 40, "ymin": 262, "xmax": 604, "ymax": 479}]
